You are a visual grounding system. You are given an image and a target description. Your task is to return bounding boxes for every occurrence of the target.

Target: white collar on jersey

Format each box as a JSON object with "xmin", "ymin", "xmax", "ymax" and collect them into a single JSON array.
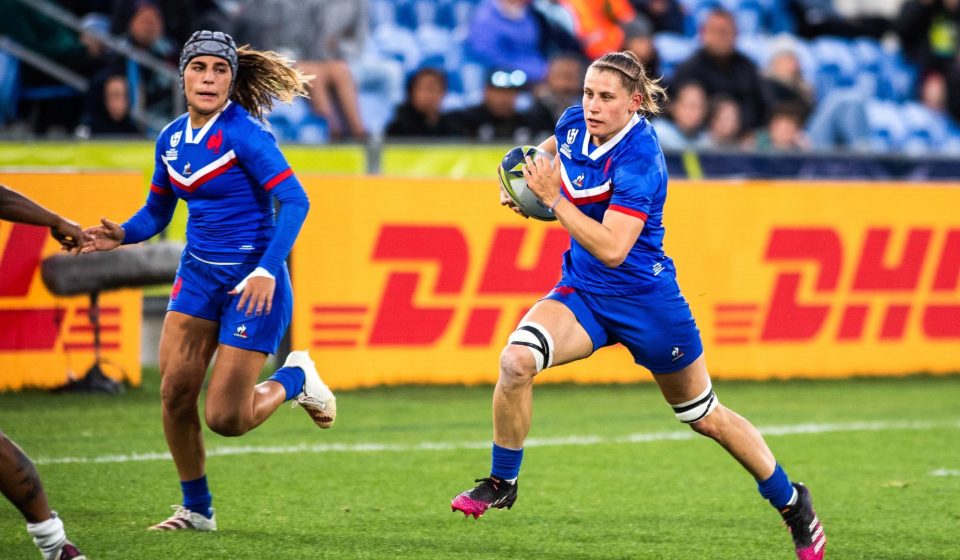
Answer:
[
  {"xmin": 582, "ymin": 112, "xmax": 642, "ymax": 161},
  {"xmin": 185, "ymin": 100, "xmax": 231, "ymax": 144}
]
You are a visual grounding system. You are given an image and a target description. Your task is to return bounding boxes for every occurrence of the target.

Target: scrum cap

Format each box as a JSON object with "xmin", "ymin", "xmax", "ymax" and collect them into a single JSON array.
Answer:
[{"xmin": 178, "ymin": 30, "xmax": 238, "ymax": 91}]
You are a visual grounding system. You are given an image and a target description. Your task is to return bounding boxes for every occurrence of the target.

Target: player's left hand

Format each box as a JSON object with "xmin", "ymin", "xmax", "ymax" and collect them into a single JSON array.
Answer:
[
  {"xmin": 229, "ymin": 268, "xmax": 276, "ymax": 316},
  {"xmin": 50, "ymin": 217, "xmax": 91, "ymax": 254},
  {"xmin": 523, "ymin": 153, "xmax": 562, "ymax": 208}
]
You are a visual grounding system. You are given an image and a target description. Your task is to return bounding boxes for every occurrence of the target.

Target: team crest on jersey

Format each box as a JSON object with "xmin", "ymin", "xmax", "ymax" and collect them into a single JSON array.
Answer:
[
  {"xmin": 183, "ymin": 162, "xmax": 192, "ymax": 176},
  {"xmin": 233, "ymin": 324, "xmax": 248, "ymax": 339},
  {"xmin": 573, "ymin": 173, "xmax": 585, "ymax": 187},
  {"xmin": 170, "ymin": 131, "xmax": 182, "ymax": 147},
  {"xmin": 566, "ymin": 129, "xmax": 578, "ymax": 145},
  {"xmin": 206, "ymin": 129, "xmax": 223, "ymax": 153}
]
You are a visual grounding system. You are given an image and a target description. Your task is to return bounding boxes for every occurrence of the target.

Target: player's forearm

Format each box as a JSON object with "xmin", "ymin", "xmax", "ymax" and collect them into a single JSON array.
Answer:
[
  {"xmin": 553, "ymin": 199, "xmax": 625, "ymax": 267},
  {"xmin": 0, "ymin": 185, "xmax": 61, "ymax": 228}
]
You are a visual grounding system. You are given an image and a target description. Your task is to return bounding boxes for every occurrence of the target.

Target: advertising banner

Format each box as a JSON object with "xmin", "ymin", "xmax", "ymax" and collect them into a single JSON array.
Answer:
[
  {"xmin": 293, "ymin": 177, "xmax": 960, "ymax": 389},
  {"xmin": 0, "ymin": 173, "xmax": 144, "ymax": 391}
]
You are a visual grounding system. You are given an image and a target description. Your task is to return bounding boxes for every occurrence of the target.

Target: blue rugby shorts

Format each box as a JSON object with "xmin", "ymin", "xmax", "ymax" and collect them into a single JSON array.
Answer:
[
  {"xmin": 167, "ymin": 252, "xmax": 292, "ymax": 355},
  {"xmin": 544, "ymin": 275, "xmax": 703, "ymax": 374}
]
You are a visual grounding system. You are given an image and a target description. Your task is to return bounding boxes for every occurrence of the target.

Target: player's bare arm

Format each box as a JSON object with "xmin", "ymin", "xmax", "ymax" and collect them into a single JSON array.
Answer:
[
  {"xmin": 524, "ymin": 154, "xmax": 645, "ymax": 267},
  {"xmin": 0, "ymin": 184, "xmax": 89, "ymax": 252}
]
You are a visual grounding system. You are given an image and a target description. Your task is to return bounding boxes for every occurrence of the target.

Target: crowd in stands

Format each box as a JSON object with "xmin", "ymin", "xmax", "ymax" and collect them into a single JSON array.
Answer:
[{"xmin": 3, "ymin": 0, "xmax": 960, "ymax": 155}]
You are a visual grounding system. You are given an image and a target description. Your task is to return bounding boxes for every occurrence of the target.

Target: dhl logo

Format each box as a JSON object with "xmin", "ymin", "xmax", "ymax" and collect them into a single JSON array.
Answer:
[
  {"xmin": 714, "ymin": 227, "xmax": 960, "ymax": 344},
  {"xmin": 0, "ymin": 224, "xmax": 123, "ymax": 352},
  {"xmin": 310, "ymin": 225, "xmax": 567, "ymax": 347},
  {"xmin": 310, "ymin": 224, "xmax": 960, "ymax": 350}
]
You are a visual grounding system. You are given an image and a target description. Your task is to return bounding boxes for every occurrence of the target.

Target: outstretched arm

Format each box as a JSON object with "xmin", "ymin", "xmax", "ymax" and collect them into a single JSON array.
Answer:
[{"xmin": 0, "ymin": 184, "xmax": 88, "ymax": 251}]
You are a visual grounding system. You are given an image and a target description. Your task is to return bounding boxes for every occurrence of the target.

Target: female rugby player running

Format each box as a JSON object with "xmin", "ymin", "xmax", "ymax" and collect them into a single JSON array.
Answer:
[
  {"xmin": 451, "ymin": 51, "xmax": 826, "ymax": 560},
  {"xmin": 83, "ymin": 31, "xmax": 336, "ymax": 532}
]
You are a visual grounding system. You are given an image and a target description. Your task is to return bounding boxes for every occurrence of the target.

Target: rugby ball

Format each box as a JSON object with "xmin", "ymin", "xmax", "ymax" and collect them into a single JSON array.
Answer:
[{"xmin": 497, "ymin": 145, "xmax": 557, "ymax": 221}]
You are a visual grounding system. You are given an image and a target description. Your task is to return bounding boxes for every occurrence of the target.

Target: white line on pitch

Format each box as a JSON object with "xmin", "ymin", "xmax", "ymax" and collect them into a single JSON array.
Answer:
[{"xmin": 33, "ymin": 419, "xmax": 960, "ymax": 466}]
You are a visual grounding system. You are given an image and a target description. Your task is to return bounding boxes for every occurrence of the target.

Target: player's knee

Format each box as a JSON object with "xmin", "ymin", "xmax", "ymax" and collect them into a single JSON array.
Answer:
[
  {"xmin": 672, "ymin": 384, "xmax": 721, "ymax": 437},
  {"xmin": 504, "ymin": 321, "xmax": 554, "ymax": 375},
  {"xmin": 498, "ymin": 345, "xmax": 538, "ymax": 388},
  {"xmin": 159, "ymin": 373, "xmax": 201, "ymax": 417},
  {"xmin": 205, "ymin": 410, "xmax": 249, "ymax": 437}
]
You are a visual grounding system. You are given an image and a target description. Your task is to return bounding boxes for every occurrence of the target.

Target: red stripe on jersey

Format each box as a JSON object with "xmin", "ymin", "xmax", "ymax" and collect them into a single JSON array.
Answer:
[
  {"xmin": 264, "ymin": 168, "xmax": 293, "ymax": 191},
  {"xmin": 169, "ymin": 158, "xmax": 237, "ymax": 192},
  {"xmin": 608, "ymin": 204, "xmax": 647, "ymax": 221},
  {"xmin": 150, "ymin": 183, "xmax": 172, "ymax": 195},
  {"xmin": 562, "ymin": 182, "xmax": 614, "ymax": 205}
]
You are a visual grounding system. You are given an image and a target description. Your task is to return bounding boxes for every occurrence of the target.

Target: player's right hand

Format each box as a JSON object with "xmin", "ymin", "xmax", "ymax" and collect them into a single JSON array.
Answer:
[
  {"xmin": 50, "ymin": 217, "xmax": 91, "ymax": 254},
  {"xmin": 80, "ymin": 217, "xmax": 125, "ymax": 253},
  {"xmin": 498, "ymin": 174, "xmax": 529, "ymax": 219}
]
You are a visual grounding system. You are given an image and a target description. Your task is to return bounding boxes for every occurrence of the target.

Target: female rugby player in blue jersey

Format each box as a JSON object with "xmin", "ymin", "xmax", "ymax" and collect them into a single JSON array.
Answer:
[
  {"xmin": 451, "ymin": 51, "xmax": 826, "ymax": 560},
  {"xmin": 82, "ymin": 31, "xmax": 336, "ymax": 532}
]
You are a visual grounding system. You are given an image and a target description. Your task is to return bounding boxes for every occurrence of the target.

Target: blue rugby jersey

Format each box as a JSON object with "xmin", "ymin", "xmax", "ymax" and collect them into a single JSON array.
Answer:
[
  {"xmin": 148, "ymin": 101, "xmax": 302, "ymax": 266},
  {"xmin": 553, "ymin": 105, "xmax": 675, "ymax": 295}
]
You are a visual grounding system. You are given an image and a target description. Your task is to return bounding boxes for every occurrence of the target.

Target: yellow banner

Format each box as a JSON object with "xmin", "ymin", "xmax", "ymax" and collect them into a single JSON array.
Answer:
[
  {"xmin": 0, "ymin": 173, "xmax": 144, "ymax": 391},
  {"xmin": 293, "ymin": 178, "xmax": 960, "ymax": 388}
]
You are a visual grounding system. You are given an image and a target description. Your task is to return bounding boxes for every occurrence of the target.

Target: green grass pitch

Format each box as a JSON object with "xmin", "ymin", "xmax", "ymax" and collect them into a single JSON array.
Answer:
[{"xmin": 1, "ymin": 370, "xmax": 958, "ymax": 559}]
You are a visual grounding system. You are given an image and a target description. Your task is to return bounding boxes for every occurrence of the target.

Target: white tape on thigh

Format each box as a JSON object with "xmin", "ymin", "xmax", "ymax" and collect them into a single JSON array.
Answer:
[
  {"xmin": 671, "ymin": 384, "xmax": 718, "ymax": 424},
  {"xmin": 507, "ymin": 321, "xmax": 555, "ymax": 372}
]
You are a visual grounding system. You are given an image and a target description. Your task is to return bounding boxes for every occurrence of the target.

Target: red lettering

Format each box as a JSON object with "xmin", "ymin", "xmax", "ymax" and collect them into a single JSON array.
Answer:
[
  {"xmin": 880, "ymin": 305, "xmax": 910, "ymax": 339},
  {"xmin": 478, "ymin": 227, "xmax": 566, "ymax": 294},
  {"xmin": 761, "ymin": 228, "xmax": 842, "ymax": 340},
  {"xmin": 852, "ymin": 228, "xmax": 932, "ymax": 291},
  {"xmin": 369, "ymin": 226, "xmax": 468, "ymax": 345},
  {"xmin": 0, "ymin": 224, "xmax": 49, "ymax": 296},
  {"xmin": 924, "ymin": 229, "xmax": 960, "ymax": 338},
  {"xmin": 837, "ymin": 305, "xmax": 868, "ymax": 340},
  {"xmin": 931, "ymin": 229, "xmax": 960, "ymax": 291},
  {"xmin": 0, "ymin": 309, "xmax": 64, "ymax": 350}
]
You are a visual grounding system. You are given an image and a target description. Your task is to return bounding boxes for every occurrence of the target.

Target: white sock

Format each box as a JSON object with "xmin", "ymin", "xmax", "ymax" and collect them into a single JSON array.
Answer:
[
  {"xmin": 26, "ymin": 512, "xmax": 66, "ymax": 559},
  {"xmin": 504, "ymin": 477, "xmax": 517, "ymax": 485}
]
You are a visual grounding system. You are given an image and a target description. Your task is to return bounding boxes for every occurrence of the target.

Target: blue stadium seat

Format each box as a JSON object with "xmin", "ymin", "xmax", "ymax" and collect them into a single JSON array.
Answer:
[
  {"xmin": 865, "ymin": 99, "xmax": 907, "ymax": 152},
  {"xmin": 654, "ymin": 33, "xmax": 697, "ymax": 80},
  {"xmin": 393, "ymin": 0, "xmax": 417, "ymax": 29},
  {"xmin": 369, "ymin": 0, "xmax": 397, "ymax": 28},
  {"xmin": 415, "ymin": 24, "xmax": 455, "ymax": 68},
  {"xmin": 734, "ymin": 0, "xmax": 765, "ymax": 36},
  {"xmin": 372, "ymin": 22, "xmax": 422, "ymax": 72},
  {"xmin": 810, "ymin": 37, "xmax": 857, "ymax": 98}
]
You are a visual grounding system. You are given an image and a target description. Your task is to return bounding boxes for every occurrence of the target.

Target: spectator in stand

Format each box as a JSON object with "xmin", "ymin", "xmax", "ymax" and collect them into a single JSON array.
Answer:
[
  {"xmin": 788, "ymin": 0, "xmax": 890, "ymax": 39},
  {"xmin": 651, "ymin": 81, "xmax": 708, "ymax": 150},
  {"xmin": 235, "ymin": 0, "xmax": 369, "ymax": 140},
  {"xmin": 467, "ymin": 0, "xmax": 550, "ymax": 83},
  {"xmin": 527, "ymin": 53, "xmax": 586, "ymax": 123},
  {"xmin": 629, "ymin": 0, "xmax": 686, "ymax": 34},
  {"xmin": 110, "ymin": 0, "xmax": 186, "ymax": 59},
  {"xmin": 754, "ymin": 102, "xmax": 810, "ymax": 151},
  {"xmin": 762, "ymin": 40, "xmax": 815, "ymax": 120},
  {"xmin": 699, "ymin": 94, "xmax": 748, "ymax": 150},
  {"xmin": 447, "ymin": 69, "xmax": 553, "ymax": 143},
  {"xmin": 77, "ymin": 72, "xmax": 142, "ymax": 138},
  {"xmin": 0, "ymin": 0, "xmax": 109, "ymax": 134},
  {"xmin": 896, "ymin": 0, "xmax": 960, "ymax": 75},
  {"xmin": 671, "ymin": 8, "xmax": 769, "ymax": 132},
  {"xmin": 561, "ymin": 0, "xmax": 641, "ymax": 60},
  {"xmin": 385, "ymin": 67, "xmax": 456, "ymax": 138},
  {"xmin": 621, "ymin": 16, "xmax": 661, "ymax": 79}
]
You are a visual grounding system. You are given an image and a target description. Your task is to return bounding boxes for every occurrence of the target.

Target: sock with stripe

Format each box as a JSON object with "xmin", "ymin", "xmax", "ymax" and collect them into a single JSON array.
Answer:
[
  {"xmin": 181, "ymin": 475, "xmax": 213, "ymax": 519},
  {"xmin": 268, "ymin": 366, "xmax": 306, "ymax": 402},
  {"xmin": 490, "ymin": 443, "xmax": 523, "ymax": 484},
  {"xmin": 757, "ymin": 463, "xmax": 798, "ymax": 510}
]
